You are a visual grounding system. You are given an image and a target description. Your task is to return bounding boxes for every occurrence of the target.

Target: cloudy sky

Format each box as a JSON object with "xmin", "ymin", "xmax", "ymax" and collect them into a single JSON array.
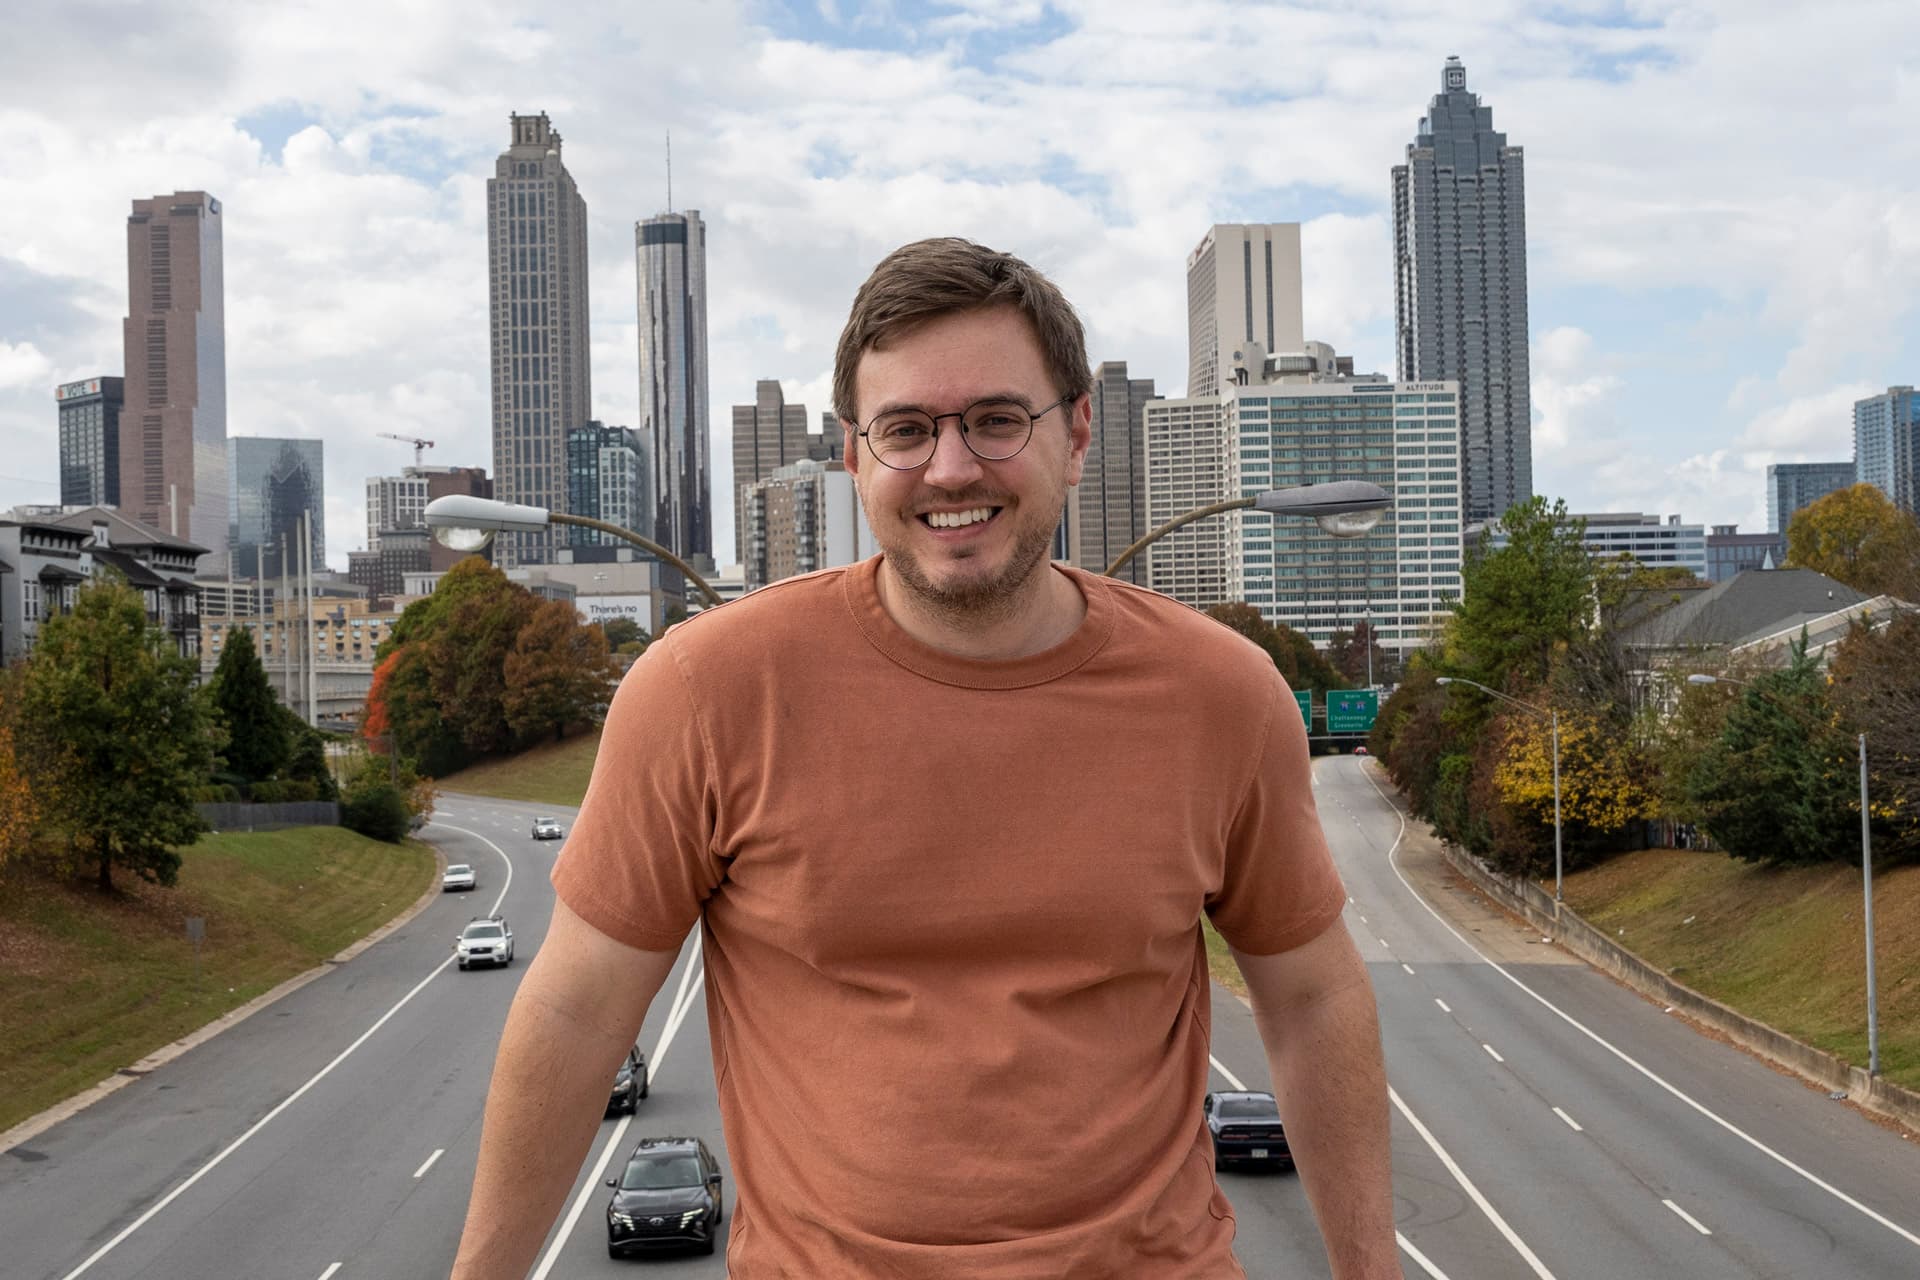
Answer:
[{"xmin": 3, "ymin": 0, "xmax": 1915, "ymax": 570}]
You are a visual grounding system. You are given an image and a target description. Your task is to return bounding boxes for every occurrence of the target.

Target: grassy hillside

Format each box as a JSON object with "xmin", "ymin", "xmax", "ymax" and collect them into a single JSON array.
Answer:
[
  {"xmin": 0, "ymin": 827, "xmax": 435, "ymax": 1133},
  {"xmin": 435, "ymin": 729, "xmax": 601, "ymax": 808},
  {"xmin": 1564, "ymin": 849, "xmax": 1918, "ymax": 1089}
]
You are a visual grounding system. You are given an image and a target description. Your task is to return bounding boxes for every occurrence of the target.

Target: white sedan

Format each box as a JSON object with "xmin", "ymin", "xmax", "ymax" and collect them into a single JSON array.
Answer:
[{"xmin": 442, "ymin": 863, "xmax": 477, "ymax": 892}]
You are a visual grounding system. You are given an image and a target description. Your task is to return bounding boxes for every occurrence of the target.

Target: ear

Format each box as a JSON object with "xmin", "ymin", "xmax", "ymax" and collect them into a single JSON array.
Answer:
[
  {"xmin": 840, "ymin": 417, "xmax": 861, "ymax": 479},
  {"xmin": 1064, "ymin": 393, "xmax": 1092, "ymax": 487}
]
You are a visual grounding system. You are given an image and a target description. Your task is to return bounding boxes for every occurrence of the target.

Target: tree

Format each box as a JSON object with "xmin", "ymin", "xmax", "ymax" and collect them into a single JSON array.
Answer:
[
  {"xmin": 1682, "ymin": 640, "xmax": 1859, "ymax": 866},
  {"xmin": 279, "ymin": 708, "xmax": 339, "ymax": 800},
  {"xmin": 1786, "ymin": 483, "xmax": 1920, "ymax": 597},
  {"xmin": 1446, "ymin": 496, "xmax": 1594, "ymax": 688},
  {"xmin": 1204, "ymin": 603, "xmax": 1348, "ymax": 693},
  {"xmin": 18, "ymin": 578, "xmax": 214, "ymax": 890},
  {"xmin": 1828, "ymin": 612, "xmax": 1920, "ymax": 861},
  {"xmin": 1326, "ymin": 619, "xmax": 1390, "ymax": 687},
  {"xmin": 600, "ymin": 617, "xmax": 645, "ymax": 649},
  {"xmin": 1491, "ymin": 704, "xmax": 1657, "ymax": 845},
  {"xmin": 0, "ymin": 710, "xmax": 35, "ymax": 873},
  {"xmin": 207, "ymin": 626, "xmax": 289, "ymax": 784},
  {"xmin": 505, "ymin": 599, "xmax": 620, "ymax": 742}
]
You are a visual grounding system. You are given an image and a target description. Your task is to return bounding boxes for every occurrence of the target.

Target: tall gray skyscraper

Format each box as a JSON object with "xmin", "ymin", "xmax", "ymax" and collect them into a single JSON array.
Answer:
[
  {"xmin": 637, "ymin": 209, "xmax": 711, "ymax": 564},
  {"xmin": 1854, "ymin": 386, "xmax": 1918, "ymax": 514},
  {"xmin": 1186, "ymin": 224, "xmax": 1304, "ymax": 399},
  {"xmin": 1765, "ymin": 460, "xmax": 1856, "ymax": 533},
  {"xmin": 1077, "ymin": 361, "xmax": 1159, "ymax": 583},
  {"xmin": 732, "ymin": 379, "xmax": 811, "ymax": 561},
  {"xmin": 488, "ymin": 113, "xmax": 592, "ymax": 567},
  {"xmin": 228, "ymin": 436, "xmax": 324, "ymax": 576},
  {"xmin": 122, "ymin": 191, "xmax": 226, "ymax": 572},
  {"xmin": 1393, "ymin": 56, "xmax": 1532, "ymax": 525}
]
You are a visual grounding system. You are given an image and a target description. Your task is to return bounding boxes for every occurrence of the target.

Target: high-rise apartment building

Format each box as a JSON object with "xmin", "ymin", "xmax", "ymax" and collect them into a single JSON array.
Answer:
[
  {"xmin": 1393, "ymin": 56, "xmax": 1532, "ymax": 526},
  {"xmin": 1077, "ymin": 361, "xmax": 1160, "ymax": 583},
  {"xmin": 1766, "ymin": 461, "xmax": 1856, "ymax": 533},
  {"xmin": 1854, "ymin": 387, "xmax": 1918, "ymax": 514},
  {"xmin": 121, "ymin": 191, "xmax": 226, "ymax": 571},
  {"xmin": 565, "ymin": 422, "xmax": 650, "ymax": 549},
  {"xmin": 732, "ymin": 380, "xmax": 813, "ymax": 563},
  {"xmin": 1145, "ymin": 345, "xmax": 1463, "ymax": 652},
  {"xmin": 228, "ymin": 437, "xmax": 323, "ymax": 576},
  {"xmin": 739, "ymin": 459, "xmax": 876, "ymax": 591},
  {"xmin": 487, "ymin": 113, "xmax": 592, "ymax": 567},
  {"xmin": 56, "ymin": 377, "xmax": 124, "ymax": 507},
  {"xmin": 637, "ymin": 209, "xmax": 711, "ymax": 564},
  {"xmin": 365, "ymin": 465, "xmax": 491, "ymax": 570},
  {"xmin": 1186, "ymin": 224, "xmax": 1304, "ymax": 399}
]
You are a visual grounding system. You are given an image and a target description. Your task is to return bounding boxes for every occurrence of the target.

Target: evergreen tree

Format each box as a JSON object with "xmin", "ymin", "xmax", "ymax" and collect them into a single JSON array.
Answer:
[{"xmin": 208, "ymin": 626, "xmax": 289, "ymax": 784}]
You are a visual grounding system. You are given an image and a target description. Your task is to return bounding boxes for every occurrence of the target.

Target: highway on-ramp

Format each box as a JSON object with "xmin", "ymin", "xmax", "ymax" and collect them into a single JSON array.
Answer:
[{"xmin": 4, "ymin": 770, "xmax": 1918, "ymax": 1278}]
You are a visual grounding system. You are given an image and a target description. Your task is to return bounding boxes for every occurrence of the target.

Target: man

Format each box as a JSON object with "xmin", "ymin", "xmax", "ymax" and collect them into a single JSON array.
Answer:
[{"xmin": 452, "ymin": 239, "xmax": 1397, "ymax": 1278}]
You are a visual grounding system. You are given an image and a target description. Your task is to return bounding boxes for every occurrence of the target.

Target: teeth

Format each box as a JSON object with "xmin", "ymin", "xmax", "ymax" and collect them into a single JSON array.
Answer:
[{"xmin": 927, "ymin": 507, "xmax": 994, "ymax": 529}]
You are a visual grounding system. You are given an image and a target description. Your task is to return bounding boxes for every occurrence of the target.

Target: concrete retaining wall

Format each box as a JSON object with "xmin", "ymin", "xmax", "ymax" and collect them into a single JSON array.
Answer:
[
  {"xmin": 196, "ymin": 801, "xmax": 340, "ymax": 832},
  {"xmin": 1434, "ymin": 837, "xmax": 1920, "ymax": 1135}
]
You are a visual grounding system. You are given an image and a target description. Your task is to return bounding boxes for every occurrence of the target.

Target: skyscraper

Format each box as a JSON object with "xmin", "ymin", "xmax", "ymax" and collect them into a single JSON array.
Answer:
[
  {"xmin": 1854, "ymin": 387, "xmax": 1918, "ymax": 514},
  {"xmin": 122, "ymin": 191, "xmax": 226, "ymax": 571},
  {"xmin": 731, "ymin": 380, "xmax": 811, "ymax": 561},
  {"xmin": 228, "ymin": 436, "xmax": 324, "ymax": 576},
  {"xmin": 487, "ymin": 113, "xmax": 592, "ymax": 567},
  {"xmin": 1077, "ymin": 361, "xmax": 1159, "ymax": 583},
  {"xmin": 56, "ymin": 376, "xmax": 124, "ymax": 507},
  {"xmin": 637, "ymin": 209, "xmax": 711, "ymax": 564},
  {"xmin": 1186, "ymin": 224, "xmax": 1304, "ymax": 399},
  {"xmin": 1765, "ymin": 460, "xmax": 1856, "ymax": 533},
  {"xmin": 1393, "ymin": 56, "xmax": 1532, "ymax": 526}
]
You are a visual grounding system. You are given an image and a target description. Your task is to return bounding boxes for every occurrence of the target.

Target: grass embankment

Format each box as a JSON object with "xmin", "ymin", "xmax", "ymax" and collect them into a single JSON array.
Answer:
[
  {"xmin": 435, "ymin": 728, "xmax": 601, "ymax": 808},
  {"xmin": 0, "ymin": 827, "xmax": 435, "ymax": 1133},
  {"xmin": 1564, "ymin": 849, "xmax": 1920, "ymax": 1090}
]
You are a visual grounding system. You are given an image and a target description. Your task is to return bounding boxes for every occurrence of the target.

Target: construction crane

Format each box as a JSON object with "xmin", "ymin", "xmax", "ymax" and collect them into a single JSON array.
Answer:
[{"xmin": 376, "ymin": 432, "xmax": 435, "ymax": 468}]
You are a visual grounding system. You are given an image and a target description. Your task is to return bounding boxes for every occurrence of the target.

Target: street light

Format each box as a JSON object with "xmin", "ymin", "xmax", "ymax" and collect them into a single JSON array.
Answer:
[
  {"xmin": 423, "ymin": 495, "xmax": 724, "ymax": 610},
  {"xmin": 1436, "ymin": 676, "xmax": 1564, "ymax": 907},
  {"xmin": 1103, "ymin": 480, "xmax": 1392, "ymax": 578},
  {"xmin": 1686, "ymin": 671, "xmax": 1879, "ymax": 1076}
]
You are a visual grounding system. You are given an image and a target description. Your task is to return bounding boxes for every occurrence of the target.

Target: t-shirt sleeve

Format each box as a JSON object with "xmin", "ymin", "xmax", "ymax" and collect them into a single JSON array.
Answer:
[
  {"xmin": 550, "ymin": 637, "xmax": 725, "ymax": 952},
  {"xmin": 1204, "ymin": 672, "xmax": 1348, "ymax": 955}
]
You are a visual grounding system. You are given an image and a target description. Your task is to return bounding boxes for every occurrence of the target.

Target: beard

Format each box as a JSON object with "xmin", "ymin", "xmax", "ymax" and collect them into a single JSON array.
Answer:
[{"xmin": 881, "ymin": 495, "xmax": 1064, "ymax": 629}]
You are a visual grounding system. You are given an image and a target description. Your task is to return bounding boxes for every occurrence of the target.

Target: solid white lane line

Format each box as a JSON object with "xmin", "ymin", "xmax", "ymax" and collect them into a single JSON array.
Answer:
[
  {"xmin": 1436, "ymin": 998, "xmax": 1452, "ymax": 1013},
  {"xmin": 413, "ymin": 1148, "xmax": 445, "ymax": 1179},
  {"xmin": 529, "ymin": 931, "xmax": 707, "ymax": 1280},
  {"xmin": 56, "ymin": 825, "xmax": 515, "ymax": 1280},
  {"xmin": 1482, "ymin": 1043, "xmax": 1505, "ymax": 1063},
  {"xmin": 1402, "ymin": 963, "xmax": 1416, "ymax": 975},
  {"xmin": 1389, "ymin": 1085, "xmax": 1558, "ymax": 1279},
  {"xmin": 1209, "ymin": 1055, "xmax": 1248, "ymax": 1091},
  {"xmin": 1350, "ymin": 759, "xmax": 1920, "ymax": 1253},
  {"xmin": 318, "ymin": 1265, "xmax": 342, "ymax": 1280},
  {"xmin": 1664, "ymin": 1199, "xmax": 1713, "ymax": 1235},
  {"xmin": 1397, "ymin": 1229, "xmax": 1454, "ymax": 1279},
  {"xmin": 1553, "ymin": 1107, "xmax": 1584, "ymax": 1132}
]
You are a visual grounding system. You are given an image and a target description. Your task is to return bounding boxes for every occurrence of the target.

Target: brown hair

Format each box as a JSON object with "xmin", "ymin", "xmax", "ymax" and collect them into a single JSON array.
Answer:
[{"xmin": 831, "ymin": 237, "xmax": 1093, "ymax": 425}]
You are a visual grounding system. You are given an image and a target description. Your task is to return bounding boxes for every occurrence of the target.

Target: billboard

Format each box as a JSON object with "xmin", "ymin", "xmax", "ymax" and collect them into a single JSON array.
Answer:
[
  {"xmin": 56, "ymin": 379, "xmax": 103, "ymax": 401},
  {"xmin": 577, "ymin": 594, "xmax": 651, "ymax": 624},
  {"xmin": 1326, "ymin": 689, "xmax": 1379, "ymax": 734}
]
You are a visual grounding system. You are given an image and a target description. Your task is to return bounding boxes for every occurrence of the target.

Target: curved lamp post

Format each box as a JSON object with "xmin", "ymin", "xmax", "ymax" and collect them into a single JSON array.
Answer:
[
  {"xmin": 1688, "ymin": 671, "xmax": 1878, "ymax": 1076},
  {"xmin": 1103, "ymin": 480, "xmax": 1393, "ymax": 578},
  {"xmin": 1436, "ymin": 676, "xmax": 1563, "ymax": 907},
  {"xmin": 423, "ymin": 495, "xmax": 725, "ymax": 610}
]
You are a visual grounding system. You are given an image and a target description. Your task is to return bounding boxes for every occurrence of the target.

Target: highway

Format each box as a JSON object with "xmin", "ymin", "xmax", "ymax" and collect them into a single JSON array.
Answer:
[{"xmin": 4, "ymin": 761, "xmax": 1919, "ymax": 1278}]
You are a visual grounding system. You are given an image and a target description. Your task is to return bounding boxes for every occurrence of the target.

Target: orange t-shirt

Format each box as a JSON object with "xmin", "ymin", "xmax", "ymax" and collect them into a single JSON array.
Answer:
[{"xmin": 553, "ymin": 557, "xmax": 1346, "ymax": 1277}]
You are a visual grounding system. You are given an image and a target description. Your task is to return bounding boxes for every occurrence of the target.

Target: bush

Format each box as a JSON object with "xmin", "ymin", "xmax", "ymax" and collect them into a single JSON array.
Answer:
[{"xmin": 342, "ymin": 781, "xmax": 412, "ymax": 842}]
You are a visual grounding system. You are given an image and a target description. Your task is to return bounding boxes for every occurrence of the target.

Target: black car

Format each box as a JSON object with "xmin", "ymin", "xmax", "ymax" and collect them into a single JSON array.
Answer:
[
  {"xmin": 606, "ymin": 1136, "xmax": 725, "ymax": 1257},
  {"xmin": 1204, "ymin": 1090, "xmax": 1293, "ymax": 1171},
  {"xmin": 608, "ymin": 1045, "xmax": 649, "ymax": 1114}
]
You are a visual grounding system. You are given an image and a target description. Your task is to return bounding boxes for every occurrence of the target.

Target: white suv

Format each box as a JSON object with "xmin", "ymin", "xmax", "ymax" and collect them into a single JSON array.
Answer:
[{"xmin": 455, "ymin": 916, "xmax": 514, "ymax": 969}]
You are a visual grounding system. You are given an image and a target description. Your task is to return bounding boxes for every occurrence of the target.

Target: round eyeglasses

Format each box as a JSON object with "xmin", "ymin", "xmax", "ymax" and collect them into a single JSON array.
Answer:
[{"xmin": 857, "ymin": 396, "xmax": 1070, "ymax": 471}]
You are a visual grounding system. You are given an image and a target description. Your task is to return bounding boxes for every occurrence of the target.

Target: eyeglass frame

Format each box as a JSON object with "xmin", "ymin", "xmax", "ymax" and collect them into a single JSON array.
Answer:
[{"xmin": 854, "ymin": 394, "xmax": 1073, "ymax": 471}]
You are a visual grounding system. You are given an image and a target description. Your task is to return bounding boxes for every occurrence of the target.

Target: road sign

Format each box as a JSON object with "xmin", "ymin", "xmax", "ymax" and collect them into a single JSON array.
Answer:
[
  {"xmin": 1293, "ymin": 690, "xmax": 1312, "ymax": 730},
  {"xmin": 1326, "ymin": 689, "xmax": 1379, "ymax": 734}
]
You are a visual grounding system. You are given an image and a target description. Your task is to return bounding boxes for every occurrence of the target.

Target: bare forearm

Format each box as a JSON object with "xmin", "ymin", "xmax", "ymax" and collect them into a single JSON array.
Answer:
[
  {"xmin": 1251, "ymin": 967, "xmax": 1398, "ymax": 1278},
  {"xmin": 450, "ymin": 981, "xmax": 634, "ymax": 1278}
]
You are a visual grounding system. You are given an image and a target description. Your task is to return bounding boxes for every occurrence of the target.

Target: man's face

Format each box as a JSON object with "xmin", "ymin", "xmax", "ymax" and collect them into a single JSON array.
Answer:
[{"xmin": 844, "ymin": 306, "xmax": 1091, "ymax": 620}]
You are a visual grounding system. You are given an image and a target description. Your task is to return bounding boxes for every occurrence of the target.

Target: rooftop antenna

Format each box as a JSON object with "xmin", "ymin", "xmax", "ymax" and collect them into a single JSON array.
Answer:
[{"xmin": 666, "ymin": 130, "xmax": 673, "ymax": 213}]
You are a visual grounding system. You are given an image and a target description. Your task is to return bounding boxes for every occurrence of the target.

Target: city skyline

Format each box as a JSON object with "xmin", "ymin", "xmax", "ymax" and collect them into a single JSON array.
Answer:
[{"xmin": 1, "ymin": 3, "xmax": 1913, "ymax": 572}]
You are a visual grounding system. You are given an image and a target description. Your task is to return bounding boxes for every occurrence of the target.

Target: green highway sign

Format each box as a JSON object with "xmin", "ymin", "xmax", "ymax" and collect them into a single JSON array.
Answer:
[
  {"xmin": 1326, "ymin": 689, "xmax": 1379, "ymax": 734},
  {"xmin": 1294, "ymin": 689, "xmax": 1312, "ymax": 731}
]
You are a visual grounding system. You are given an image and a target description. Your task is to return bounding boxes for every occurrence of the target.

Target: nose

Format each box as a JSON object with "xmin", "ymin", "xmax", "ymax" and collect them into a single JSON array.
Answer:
[{"xmin": 919, "ymin": 420, "xmax": 987, "ymax": 489}]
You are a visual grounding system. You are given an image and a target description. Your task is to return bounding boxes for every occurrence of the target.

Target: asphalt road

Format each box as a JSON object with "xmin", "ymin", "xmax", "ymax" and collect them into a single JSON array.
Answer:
[{"xmin": 4, "ymin": 767, "xmax": 1919, "ymax": 1278}]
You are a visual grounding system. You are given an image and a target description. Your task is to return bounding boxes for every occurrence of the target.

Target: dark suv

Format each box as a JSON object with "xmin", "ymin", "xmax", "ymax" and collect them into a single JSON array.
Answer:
[
  {"xmin": 606, "ymin": 1136, "xmax": 725, "ymax": 1257},
  {"xmin": 1204, "ymin": 1090, "xmax": 1292, "ymax": 1170}
]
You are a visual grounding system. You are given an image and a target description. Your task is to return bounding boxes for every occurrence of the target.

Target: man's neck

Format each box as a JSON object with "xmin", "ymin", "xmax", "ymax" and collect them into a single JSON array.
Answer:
[{"xmin": 876, "ymin": 562, "xmax": 1086, "ymax": 661}]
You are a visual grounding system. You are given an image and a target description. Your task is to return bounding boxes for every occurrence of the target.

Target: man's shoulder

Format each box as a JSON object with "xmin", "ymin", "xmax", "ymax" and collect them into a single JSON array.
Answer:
[
  {"xmin": 1089, "ymin": 573, "xmax": 1287, "ymax": 692},
  {"xmin": 655, "ymin": 564, "xmax": 855, "ymax": 662}
]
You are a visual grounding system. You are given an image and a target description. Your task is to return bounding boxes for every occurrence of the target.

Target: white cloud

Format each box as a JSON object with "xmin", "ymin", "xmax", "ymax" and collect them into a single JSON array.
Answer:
[{"xmin": 0, "ymin": 341, "xmax": 53, "ymax": 393}]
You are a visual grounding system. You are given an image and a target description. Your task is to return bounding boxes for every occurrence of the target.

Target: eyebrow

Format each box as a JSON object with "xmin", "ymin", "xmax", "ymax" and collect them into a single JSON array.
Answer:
[{"xmin": 867, "ymin": 391, "xmax": 1038, "ymax": 419}]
